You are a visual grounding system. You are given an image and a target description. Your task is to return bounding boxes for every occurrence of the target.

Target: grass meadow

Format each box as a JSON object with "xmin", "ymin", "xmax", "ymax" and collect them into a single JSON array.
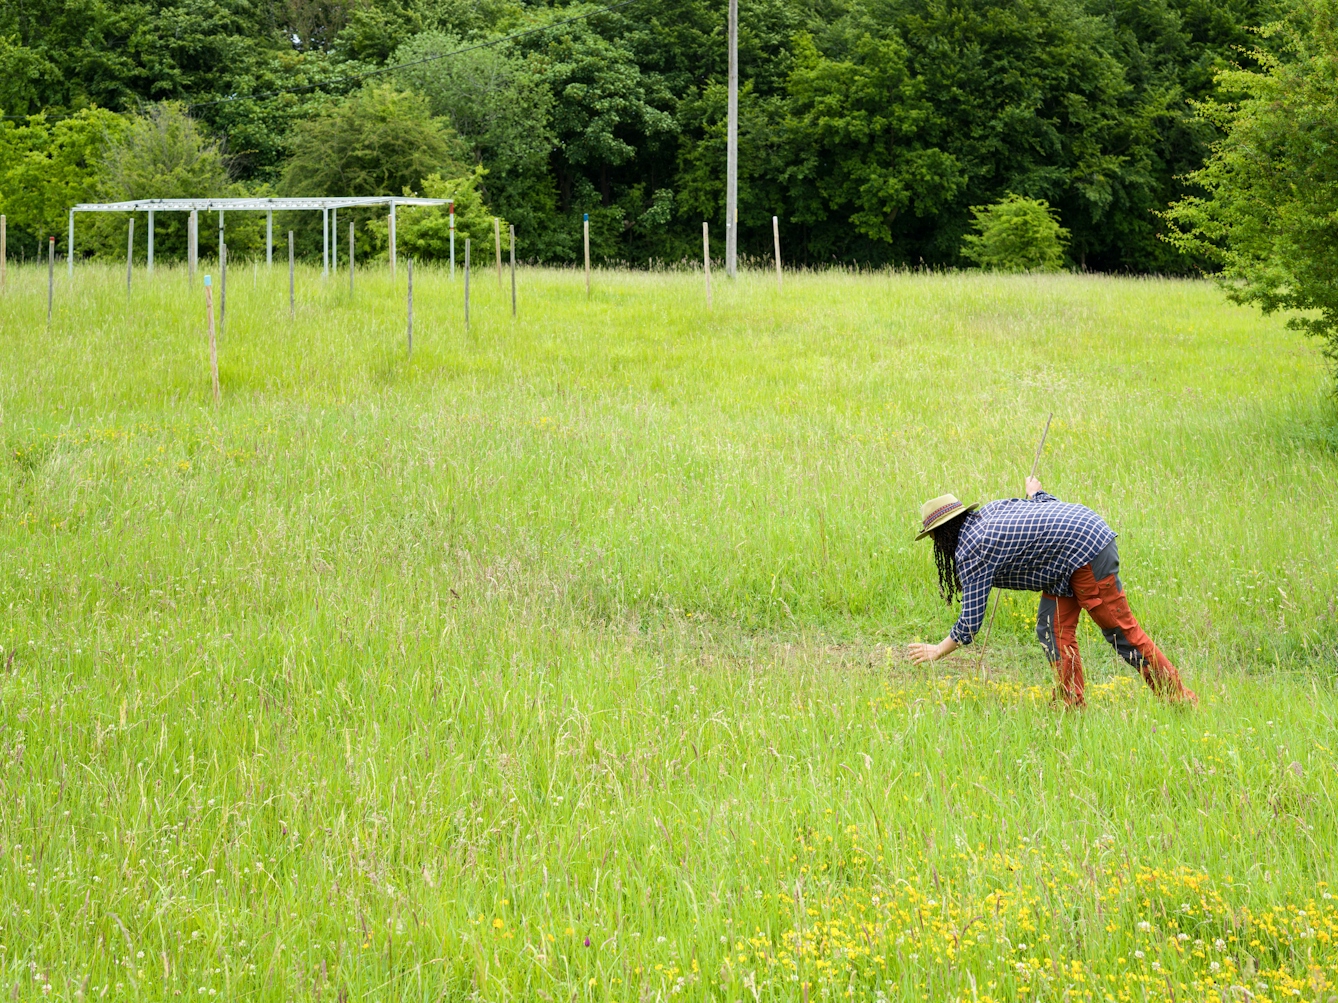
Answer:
[{"xmin": 1, "ymin": 259, "xmax": 1337, "ymax": 1002}]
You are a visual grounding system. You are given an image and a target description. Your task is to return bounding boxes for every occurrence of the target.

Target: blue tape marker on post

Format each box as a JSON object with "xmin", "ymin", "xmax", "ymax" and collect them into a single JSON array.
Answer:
[{"xmin": 204, "ymin": 275, "xmax": 211, "ymax": 286}]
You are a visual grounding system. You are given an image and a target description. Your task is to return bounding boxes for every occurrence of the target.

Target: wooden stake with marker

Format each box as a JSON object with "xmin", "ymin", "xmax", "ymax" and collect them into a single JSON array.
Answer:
[
  {"xmin": 509, "ymin": 225, "xmax": 517, "ymax": 318},
  {"xmin": 204, "ymin": 275, "xmax": 220, "ymax": 405},
  {"xmin": 47, "ymin": 237, "xmax": 54, "ymax": 324},
  {"xmin": 773, "ymin": 215, "xmax": 782, "ymax": 290},
  {"xmin": 464, "ymin": 238, "xmax": 471, "ymax": 330},
  {"xmin": 976, "ymin": 412, "xmax": 1055, "ymax": 678},
  {"xmin": 583, "ymin": 213, "xmax": 590, "ymax": 297},
  {"xmin": 702, "ymin": 222, "xmax": 712, "ymax": 308},
  {"xmin": 494, "ymin": 217, "xmax": 502, "ymax": 286}
]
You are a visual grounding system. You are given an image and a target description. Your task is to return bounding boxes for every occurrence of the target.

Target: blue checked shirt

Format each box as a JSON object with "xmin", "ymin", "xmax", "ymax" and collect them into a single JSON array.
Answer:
[{"xmin": 949, "ymin": 491, "xmax": 1116, "ymax": 645}]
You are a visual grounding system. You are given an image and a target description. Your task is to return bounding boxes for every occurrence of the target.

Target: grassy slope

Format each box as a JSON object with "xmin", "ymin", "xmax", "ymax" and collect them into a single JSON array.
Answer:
[{"xmin": 1, "ymin": 264, "xmax": 1335, "ymax": 1001}]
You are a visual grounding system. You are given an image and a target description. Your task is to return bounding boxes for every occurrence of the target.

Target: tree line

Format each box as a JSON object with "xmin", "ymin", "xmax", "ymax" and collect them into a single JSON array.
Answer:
[{"xmin": 0, "ymin": 0, "xmax": 1277, "ymax": 267}]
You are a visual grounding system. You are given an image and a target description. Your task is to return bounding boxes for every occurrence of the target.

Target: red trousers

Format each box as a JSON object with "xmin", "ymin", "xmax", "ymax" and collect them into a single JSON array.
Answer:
[{"xmin": 1037, "ymin": 564, "xmax": 1195, "ymax": 707}]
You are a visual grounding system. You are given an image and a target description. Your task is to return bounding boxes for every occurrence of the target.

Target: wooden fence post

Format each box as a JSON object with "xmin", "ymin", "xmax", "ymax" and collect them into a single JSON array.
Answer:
[
  {"xmin": 0, "ymin": 215, "xmax": 5, "ymax": 289},
  {"xmin": 407, "ymin": 257, "xmax": 414, "ymax": 357},
  {"xmin": 220, "ymin": 243, "xmax": 227, "ymax": 333},
  {"xmin": 289, "ymin": 231, "xmax": 295, "ymax": 319},
  {"xmin": 464, "ymin": 238, "xmax": 471, "ymax": 330},
  {"xmin": 584, "ymin": 213, "xmax": 590, "ymax": 297},
  {"xmin": 702, "ymin": 222, "xmax": 712, "ymax": 308},
  {"xmin": 509, "ymin": 225, "xmax": 517, "ymax": 318},
  {"xmin": 47, "ymin": 237, "xmax": 54, "ymax": 324},
  {"xmin": 205, "ymin": 275, "xmax": 220, "ymax": 405},
  {"xmin": 126, "ymin": 217, "xmax": 135, "ymax": 297},
  {"xmin": 349, "ymin": 220, "xmax": 354, "ymax": 294},
  {"xmin": 494, "ymin": 217, "xmax": 502, "ymax": 286},
  {"xmin": 773, "ymin": 215, "xmax": 782, "ymax": 290}
]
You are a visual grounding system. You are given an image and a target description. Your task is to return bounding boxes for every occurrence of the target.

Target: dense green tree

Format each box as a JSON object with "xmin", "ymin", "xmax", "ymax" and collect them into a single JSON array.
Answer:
[
  {"xmin": 0, "ymin": 0, "xmax": 1296, "ymax": 270},
  {"xmin": 1163, "ymin": 0, "xmax": 1338, "ymax": 380},
  {"xmin": 0, "ymin": 107, "xmax": 127, "ymax": 253},
  {"xmin": 279, "ymin": 85, "xmax": 465, "ymax": 197},
  {"xmin": 98, "ymin": 102, "xmax": 231, "ymax": 200},
  {"xmin": 391, "ymin": 31, "xmax": 561, "ymax": 255}
]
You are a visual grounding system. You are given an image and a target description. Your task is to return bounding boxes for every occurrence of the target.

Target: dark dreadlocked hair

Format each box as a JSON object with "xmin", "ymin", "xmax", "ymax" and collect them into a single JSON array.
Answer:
[{"xmin": 929, "ymin": 514, "xmax": 968, "ymax": 605}]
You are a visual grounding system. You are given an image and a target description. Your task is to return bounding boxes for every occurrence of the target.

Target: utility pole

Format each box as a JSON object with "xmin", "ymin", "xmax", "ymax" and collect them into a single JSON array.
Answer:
[{"xmin": 725, "ymin": 0, "xmax": 738, "ymax": 278}]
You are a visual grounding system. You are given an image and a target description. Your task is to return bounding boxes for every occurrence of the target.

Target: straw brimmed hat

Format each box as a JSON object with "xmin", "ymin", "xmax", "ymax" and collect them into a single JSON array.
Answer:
[{"xmin": 915, "ymin": 494, "xmax": 977, "ymax": 540}]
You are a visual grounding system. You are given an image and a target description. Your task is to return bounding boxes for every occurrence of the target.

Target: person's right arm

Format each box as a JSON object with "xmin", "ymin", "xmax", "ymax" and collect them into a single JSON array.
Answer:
[{"xmin": 1026, "ymin": 477, "xmax": 1058, "ymax": 501}]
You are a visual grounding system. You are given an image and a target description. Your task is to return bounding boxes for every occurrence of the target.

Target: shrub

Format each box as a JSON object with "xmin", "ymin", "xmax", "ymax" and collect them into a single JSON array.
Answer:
[
  {"xmin": 366, "ymin": 166, "xmax": 507, "ymax": 261},
  {"xmin": 961, "ymin": 194, "xmax": 1070, "ymax": 272}
]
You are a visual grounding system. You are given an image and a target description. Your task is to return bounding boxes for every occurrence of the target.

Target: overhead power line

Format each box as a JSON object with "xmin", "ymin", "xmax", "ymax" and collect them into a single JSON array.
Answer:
[{"xmin": 187, "ymin": 0, "xmax": 649, "ymax": 111}]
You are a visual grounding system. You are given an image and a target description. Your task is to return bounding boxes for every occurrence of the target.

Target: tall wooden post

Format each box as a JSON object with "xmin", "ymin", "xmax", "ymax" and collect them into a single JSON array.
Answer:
[
  {"xmin": 47, "ymin": 237, "xmax": 54, "ymax": 324},
  {"xmin": 147, "ymin": 209, "xmax": 154, "ymax": 276},
  {"xmin": 349, "ymin": 220, "xmax": 354, "ymax": 294},
  {"xmin": 1, "ymin": 215, "xmax": 6, "ymax": 289},
  {"xmin": 288, "ymin": 231, "xmax": 295, "ymax": 319},
  {"xmin": 702, "ymin": 222, "xmax": 712, "ymax": 308},
  {"xmin": 584, "ymin": 213, "xmax": 590, "ymax": 297},
  {"xmin": 494, "ymin": 217, "xmax": 502, "ymax": 286},
  {"xmin": 449, "ymin": 201, "xmax": 456, "ymax": 280},
  {"xmin": 220, "ymin": 243, "xmax": 227, "ymax": 333},
  {"xmin": 205, "ymin": 275, "xmax": 220, "ymax": 405},
  {"xmin": 509, "ymin": 225, "xmax": 517, "ymax": 317},
  {"xmin": 773, "ymin": 215, "xmax": 782, "ymax": 290},
  {"xmin": 407, "ymin": 258, "xmax": 414, "ymax": 357},
  {"xmin": 126, "ymin": 217, "xmax": 134, "ymax": 296},
  {"xmin": 464, "ymin": 238, "xmax": 471, "ymax": 330}
]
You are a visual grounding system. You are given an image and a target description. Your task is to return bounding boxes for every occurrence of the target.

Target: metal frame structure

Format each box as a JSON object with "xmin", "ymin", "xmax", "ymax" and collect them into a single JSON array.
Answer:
[{"xmin": 66, "ymin": 196, "xmax": 453, "ymax": 278}]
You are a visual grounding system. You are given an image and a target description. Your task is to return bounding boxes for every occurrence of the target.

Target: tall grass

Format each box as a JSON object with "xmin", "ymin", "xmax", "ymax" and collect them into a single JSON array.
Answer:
[{"xmin": 0, "ymin": 262, "xmax": 1335, "ymax": 1001}]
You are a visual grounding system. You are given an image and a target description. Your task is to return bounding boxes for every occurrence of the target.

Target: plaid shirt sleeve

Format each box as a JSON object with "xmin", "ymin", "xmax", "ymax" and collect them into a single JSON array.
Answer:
[{"xmin": 949, "ymin": 541, "xmax": 993, "ymax": 646}]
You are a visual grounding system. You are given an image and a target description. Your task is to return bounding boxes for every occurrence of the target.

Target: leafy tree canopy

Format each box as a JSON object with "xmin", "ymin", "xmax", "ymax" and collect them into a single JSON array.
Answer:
[
  {"xmin": 279, "ymin": 85, "xmax": 466, "ymax": 197},
  {"xmin": 1163, "ymin": 0, "xmax": 1338, "ymax": 376},
  {"xmin": 0, "ymin": 0, "xmax": 1292, "ymax": 269}
]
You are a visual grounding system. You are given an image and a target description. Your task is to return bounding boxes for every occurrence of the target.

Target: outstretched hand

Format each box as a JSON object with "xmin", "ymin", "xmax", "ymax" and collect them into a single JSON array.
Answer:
[
  {"xmin": 907, "ymin": 637, "xmax": 959, "ymax": 664},
  {"xmin": 1025, "ymin": 476, "xmax": 1042, "ymax": 498}
]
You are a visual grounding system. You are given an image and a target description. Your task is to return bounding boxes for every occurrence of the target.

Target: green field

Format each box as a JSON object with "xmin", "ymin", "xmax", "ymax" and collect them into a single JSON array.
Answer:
[{"xmin": 2, "ymin": 262, "xmax": 1336, "ymax": 1002}]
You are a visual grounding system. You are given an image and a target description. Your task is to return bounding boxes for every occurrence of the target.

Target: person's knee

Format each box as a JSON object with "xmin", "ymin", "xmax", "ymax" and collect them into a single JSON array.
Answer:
[{"xmin": 1102, "ymin": 626, "xmax": 1144, "ymax": 667}]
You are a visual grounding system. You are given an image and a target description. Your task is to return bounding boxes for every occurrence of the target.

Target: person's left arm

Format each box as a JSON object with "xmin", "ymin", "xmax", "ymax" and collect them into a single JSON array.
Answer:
[{"xmin": 909, "ymin": 559, "xmax": 992, "ymax": 664}]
